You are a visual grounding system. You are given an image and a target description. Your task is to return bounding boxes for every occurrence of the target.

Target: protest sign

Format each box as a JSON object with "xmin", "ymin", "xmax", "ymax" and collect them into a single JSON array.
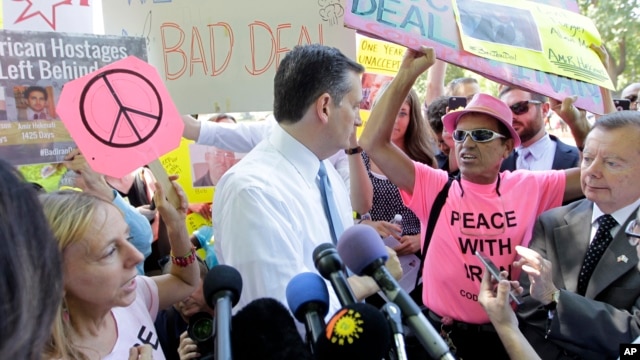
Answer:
[
  {"xmin": 356, "ymin": 34, "xmax": 403, "ymax": 129},
  {"xmin": 3, "ymin": 1, "xmax": 94, "ymax": 34},
  {"xmin": 345, "ymin": 0, "xmax": 607, "ymax": 114},
  {"xmin": 57, "ymin": 55, "xmax": 184, "ymax": 207},
  {"xmin": 453, "ymin": 0, "xmax": 613, "ymax": 89},
  {"xmin": 102, "ymin": 0, "xmax": 356, "ymax": 114},
  {"xmin": 0, "ymin": 30, "xmax": 146, "ymax": 166}
]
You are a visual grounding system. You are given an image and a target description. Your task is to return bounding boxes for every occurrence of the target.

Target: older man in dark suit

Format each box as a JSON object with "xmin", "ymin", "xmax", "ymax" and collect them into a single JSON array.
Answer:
[{"xmin": 516, "ymin": 111, "xmax": 640, "ymax": 359}]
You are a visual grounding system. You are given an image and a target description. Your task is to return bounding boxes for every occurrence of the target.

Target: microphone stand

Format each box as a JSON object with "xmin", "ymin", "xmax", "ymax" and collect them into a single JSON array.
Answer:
[{"xmin": 382, "ymin": 303, "xmax": 408, "ymax": 360}]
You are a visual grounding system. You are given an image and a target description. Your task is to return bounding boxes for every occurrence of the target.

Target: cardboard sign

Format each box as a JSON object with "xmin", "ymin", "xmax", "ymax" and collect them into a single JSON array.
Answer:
[
  {"xmin": 345, "ymin": 0, "xmax": 606, "ymax": 114},
  {"xmin": 102, "ymin": 0, "xmax": 357, "ymax": 114},
  {"xmin": 0, "ymin": 30, "xmax": 147, "ymax": 166}
]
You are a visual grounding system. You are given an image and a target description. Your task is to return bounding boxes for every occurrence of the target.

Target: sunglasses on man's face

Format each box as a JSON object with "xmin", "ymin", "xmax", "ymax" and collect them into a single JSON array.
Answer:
[
  {"xmin": 509, "ymin": 100, "xmax": 542, "ymax": 115},
  {"xmin": 452, "ymin": 129, "xmax": 506, "ymax": 143}
]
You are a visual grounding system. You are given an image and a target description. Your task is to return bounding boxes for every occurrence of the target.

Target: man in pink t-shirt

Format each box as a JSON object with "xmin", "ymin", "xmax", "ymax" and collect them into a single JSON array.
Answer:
[{"xmin": 360, "ymin": 47, "xmax": 583, "ymax": 359}]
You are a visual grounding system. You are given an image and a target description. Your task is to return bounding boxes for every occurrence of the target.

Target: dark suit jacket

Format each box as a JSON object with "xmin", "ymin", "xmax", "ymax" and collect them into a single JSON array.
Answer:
[
  {"xmin": 500, "ymin": 134, "xmax": 580, "ymax": 172},
  {"xmin": 517, "ymin": 199, "xmax": 640, "ymax": 359}
]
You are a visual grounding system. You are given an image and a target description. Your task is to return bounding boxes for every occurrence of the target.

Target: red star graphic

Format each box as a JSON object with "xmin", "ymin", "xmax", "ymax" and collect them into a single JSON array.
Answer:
[{"xmin": 14, "ymin": 0, "xmax": 73, "ymax": 30}]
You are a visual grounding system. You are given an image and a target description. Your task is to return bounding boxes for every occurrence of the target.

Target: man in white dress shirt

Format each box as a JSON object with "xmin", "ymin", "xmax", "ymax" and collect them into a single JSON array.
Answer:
[{"xmin": 211, "ymin": 45, "xmax": 401, "ymax": 331}]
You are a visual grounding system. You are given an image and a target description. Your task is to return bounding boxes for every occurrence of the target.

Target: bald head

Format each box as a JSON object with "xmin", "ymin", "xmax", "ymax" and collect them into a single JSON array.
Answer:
[{"xmin": 621, "ymin": 83, "xmax": 640, "ymax": 110}]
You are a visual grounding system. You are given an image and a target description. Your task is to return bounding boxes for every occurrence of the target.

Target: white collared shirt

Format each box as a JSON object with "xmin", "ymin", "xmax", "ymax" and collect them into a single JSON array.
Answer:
[
  {"xmin": 212, "ymin": 125, "xmax": 353, "ymax": 332},
  {"xmin": 516, "ymin": 133, "xmax": 556, "ymax": 171},
  {"xmin": 590, "ymin": 198, "xmax": 640, "ymax": 244}
]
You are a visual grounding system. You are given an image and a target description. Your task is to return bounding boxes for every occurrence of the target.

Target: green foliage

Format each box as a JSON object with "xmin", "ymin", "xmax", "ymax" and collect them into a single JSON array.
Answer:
[{"xmin": 578, "ymin": 0, "xmax": 640, "ymax": 91}]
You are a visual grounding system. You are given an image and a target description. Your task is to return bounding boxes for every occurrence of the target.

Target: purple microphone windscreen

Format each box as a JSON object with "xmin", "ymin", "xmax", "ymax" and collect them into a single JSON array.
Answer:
[
  {"xmin": 315, "ymin": 302, "xmax": 391, "ymax": 360},
  {"xmin": 203, "ymin": 264, "xmax": 243, "ymax": 308},
  {"xmin": 285, "ymin": 272, "xmax": 330, "ymax": 322},
  {"xmin": 336, "ymin": 224, "xmax": 388, "ymax": 276}
]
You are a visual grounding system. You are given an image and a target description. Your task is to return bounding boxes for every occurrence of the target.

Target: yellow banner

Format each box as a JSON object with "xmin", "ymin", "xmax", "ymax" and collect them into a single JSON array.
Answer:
[
  {"xmin": 453, "ymin": 0, "xmax": 613, "ymax": 89},
  {"xmin": 159, "ymin": 138, "xmax": 215, "ymax": 205},
  {"xmin": 357, "ymin": 35, "xmax": 403, "ymax": 129}
]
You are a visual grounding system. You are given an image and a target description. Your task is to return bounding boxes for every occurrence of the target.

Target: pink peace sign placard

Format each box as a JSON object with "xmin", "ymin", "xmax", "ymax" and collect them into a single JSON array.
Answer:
[{"xmin": 57, "ymin": 56, "xmax": 184, "ymax": 178}]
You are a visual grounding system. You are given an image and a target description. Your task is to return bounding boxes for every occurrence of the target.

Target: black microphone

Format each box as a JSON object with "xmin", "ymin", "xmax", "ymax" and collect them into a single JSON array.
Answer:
[
  {"xmin": 313, "ymin": 242, "xmax": 357, "ymax": 306},
  {"xmin": 285, "ymin": 272, "xmax": 329, "ymax": 354},
  {"xmin": 203, "ymin": 264, "xmax": 242, "ymax": 360},
  {"xmin": 337, "ymin": 224, "xmax": 455, "ymax": 360},
  {"xmin": 315, "ymin": 302, "xmax": 391, "ymax": 360},
  {"xmin": 231, "ymin": 298, "xmax": 312, "ymax": 360},
  {"xmin": 382, "ymin": 302, "xmax": 408, "ymax": 360}
]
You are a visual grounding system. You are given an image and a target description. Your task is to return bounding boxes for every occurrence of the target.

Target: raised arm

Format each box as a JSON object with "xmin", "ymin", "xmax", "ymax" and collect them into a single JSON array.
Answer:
[
  {"xmin": 551, "ymin": 96, "xmax": 590, "ymax": 151},
  {"xmin": 423, "ymin": 59, "xmax": 447, "ymax": 107},
  {"xmin": 347, "ymin": 126, "xmax": 373, "ymax": 215},
  {"xmin": 359, "ymin": 47, "xmax": 436, "ymax": 195},
  {"xmin": 152, "ymin": 179, "xmax": 200, "ymax": 311}
]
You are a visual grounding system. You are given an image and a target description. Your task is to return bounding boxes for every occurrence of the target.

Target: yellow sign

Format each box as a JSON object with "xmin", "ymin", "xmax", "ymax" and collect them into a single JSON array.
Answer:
[
  {"xmin": 357, "ymin": 35, "xmax": 403, "ymax": 131},
  {"xmin": 453, "ymin": 0, "xmax": 613, "ymax": 89},
  {"xmin": 159, "ymin": 138, "xmax": 215, "ymax": 204}
]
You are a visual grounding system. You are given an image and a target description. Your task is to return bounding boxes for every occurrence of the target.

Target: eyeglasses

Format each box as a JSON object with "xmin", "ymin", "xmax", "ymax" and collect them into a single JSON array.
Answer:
[
  {"xmin": 452, "ymin": 129, "xmax": 506, "ymax": 143},
  {"xmin": 627, "ymin": 219, "xmax": 640, "ymax": 246},
  {"xmin": 509, "ymin": 100, "xmax": 542, "ymax": 115}
]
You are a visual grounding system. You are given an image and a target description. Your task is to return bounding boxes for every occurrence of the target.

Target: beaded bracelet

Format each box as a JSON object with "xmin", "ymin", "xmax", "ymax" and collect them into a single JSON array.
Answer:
[{"xmin": 171, "ymin": 246, "xmax": 197, "ymax": 267}]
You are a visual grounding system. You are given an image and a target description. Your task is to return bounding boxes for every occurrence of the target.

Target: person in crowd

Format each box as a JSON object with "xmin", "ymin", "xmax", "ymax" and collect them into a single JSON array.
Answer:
[
  {"xmin": 155, "ymin": 258, "xmax": 212, "ymax": 360},
  {"xmin": 359, "ymin": 46, "xmax": 582, "ymax": 359},
  {"xmin": 480, "ymin": 204, "xmax": 640, "ymax": 360},
  {"xmin": 621, "ymin": 82, "xmax": 640, "ymax": 111},
  {"xmin": 517, "ymin": 111, "xmax": 640, "ymax": 359},
  {"xmin": 498, "ymin": 87, "xmax": 581, "ymax": 171},
  {"xmin": 64, "ymin": 150, "xmax": 153, "ymax": 275},
  {"xmin": 105, "ymin": 166, "xmax": 176, "ymax": 276},
  {"xmin": 0, "ymin": 159, "xmax": 63, "ymax": 359},
  {"xmin": 41, "ymin": 176, "xmax": 199, "ymax": 359},
  {"xmin": 212, "ymin": 44, "xmax": 402, "ymax": 333},
  {"xmin": 352, "ymin": 87, "xmax": 437, "ymax": 256},
  {"xmin": 426, "ymin": 96, "xmax": 456, "ymax": 173}
]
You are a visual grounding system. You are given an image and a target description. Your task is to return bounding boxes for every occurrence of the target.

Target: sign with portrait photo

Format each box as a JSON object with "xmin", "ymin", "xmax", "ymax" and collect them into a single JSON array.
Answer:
[{"xmin": 0, "ymin": 30, "xmax": 147, "ymax": 166}]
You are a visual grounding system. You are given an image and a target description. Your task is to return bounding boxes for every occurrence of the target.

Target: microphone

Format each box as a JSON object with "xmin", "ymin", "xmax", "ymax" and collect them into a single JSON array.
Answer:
[
  {"xmin": 313, "ymin": 242, "xmax": 357, "ymax": 306},
  {"xmin": 382, "ymin": 302, "xmax": 408, "ymax": 360},
  {"xmin": 285, "ymin": 272, "xmax": 329, "ymax": 354},
  {"xmin": 337, "ymin": 224, "xmax": 455, "ymax": 360},
  {"xmin": 203, "ymin": 264, "xmax": 243, "ymax": 360},
  {"xmin": 315, "ymin": 302, "xmax": 391, "ymax": 360},
  {"xmin": 231, "ymin": 298, "xmax": 312, "ymax": 360}
]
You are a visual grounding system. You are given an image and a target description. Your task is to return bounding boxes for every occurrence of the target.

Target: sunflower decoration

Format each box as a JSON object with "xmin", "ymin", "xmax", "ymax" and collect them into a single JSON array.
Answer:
[
  {"xmin": 326, "ymin": 307, "xmax": 365, "ymax": 345},
  {"xmin": 316, "ymin": 303, "xmax": 391, "ymax": 359}
]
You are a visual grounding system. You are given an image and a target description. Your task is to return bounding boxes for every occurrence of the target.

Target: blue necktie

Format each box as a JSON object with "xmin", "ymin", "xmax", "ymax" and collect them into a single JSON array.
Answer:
[{"xmin": 318, "ymin": 162, "xmax": 344, "ymax": 244}]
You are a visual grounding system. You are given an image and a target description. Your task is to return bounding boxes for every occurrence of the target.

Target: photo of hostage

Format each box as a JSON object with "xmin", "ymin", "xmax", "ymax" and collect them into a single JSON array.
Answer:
[
  {"xmin": 191, "ymin": 145, "xmax": 237, "ymax": 188},
  {"xmin": 18, "ymin": 85, "xmax": 55, "ymax": 120}
]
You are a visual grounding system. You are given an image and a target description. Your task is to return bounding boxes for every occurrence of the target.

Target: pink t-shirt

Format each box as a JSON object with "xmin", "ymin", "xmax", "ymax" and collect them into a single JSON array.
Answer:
[
  {"xmin": 104, "ymin": 276, "xmax": 165, "ymax": 360},
  {"xmin": 401, "ymin": 164, "xmax": 565, "ymax": 324}
]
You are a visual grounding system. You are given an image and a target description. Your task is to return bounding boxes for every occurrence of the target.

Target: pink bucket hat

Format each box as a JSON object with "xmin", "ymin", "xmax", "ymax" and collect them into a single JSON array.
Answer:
[{"xmin": 442, "ymin": 93, "xmax": 521, "ymax": 147}]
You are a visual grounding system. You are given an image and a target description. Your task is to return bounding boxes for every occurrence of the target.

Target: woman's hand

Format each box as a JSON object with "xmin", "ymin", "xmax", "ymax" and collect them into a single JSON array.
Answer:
[
  {"xmin": 394, "ymin": 234, "xmax": 421, "ymax": 256},
  {"xmin": 153, "ymin": 176, "xmax": 188, "ymax": 230},
  {"xmin": 360, "ymin": 219, "xmax": 402, "ymax": 240}
]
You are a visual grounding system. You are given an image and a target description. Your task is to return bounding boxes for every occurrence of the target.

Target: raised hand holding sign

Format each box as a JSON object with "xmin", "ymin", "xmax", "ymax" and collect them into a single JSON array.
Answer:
[{"xmin": 57, "ymin": 56, "xmax": 183, "ymax": 207}]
